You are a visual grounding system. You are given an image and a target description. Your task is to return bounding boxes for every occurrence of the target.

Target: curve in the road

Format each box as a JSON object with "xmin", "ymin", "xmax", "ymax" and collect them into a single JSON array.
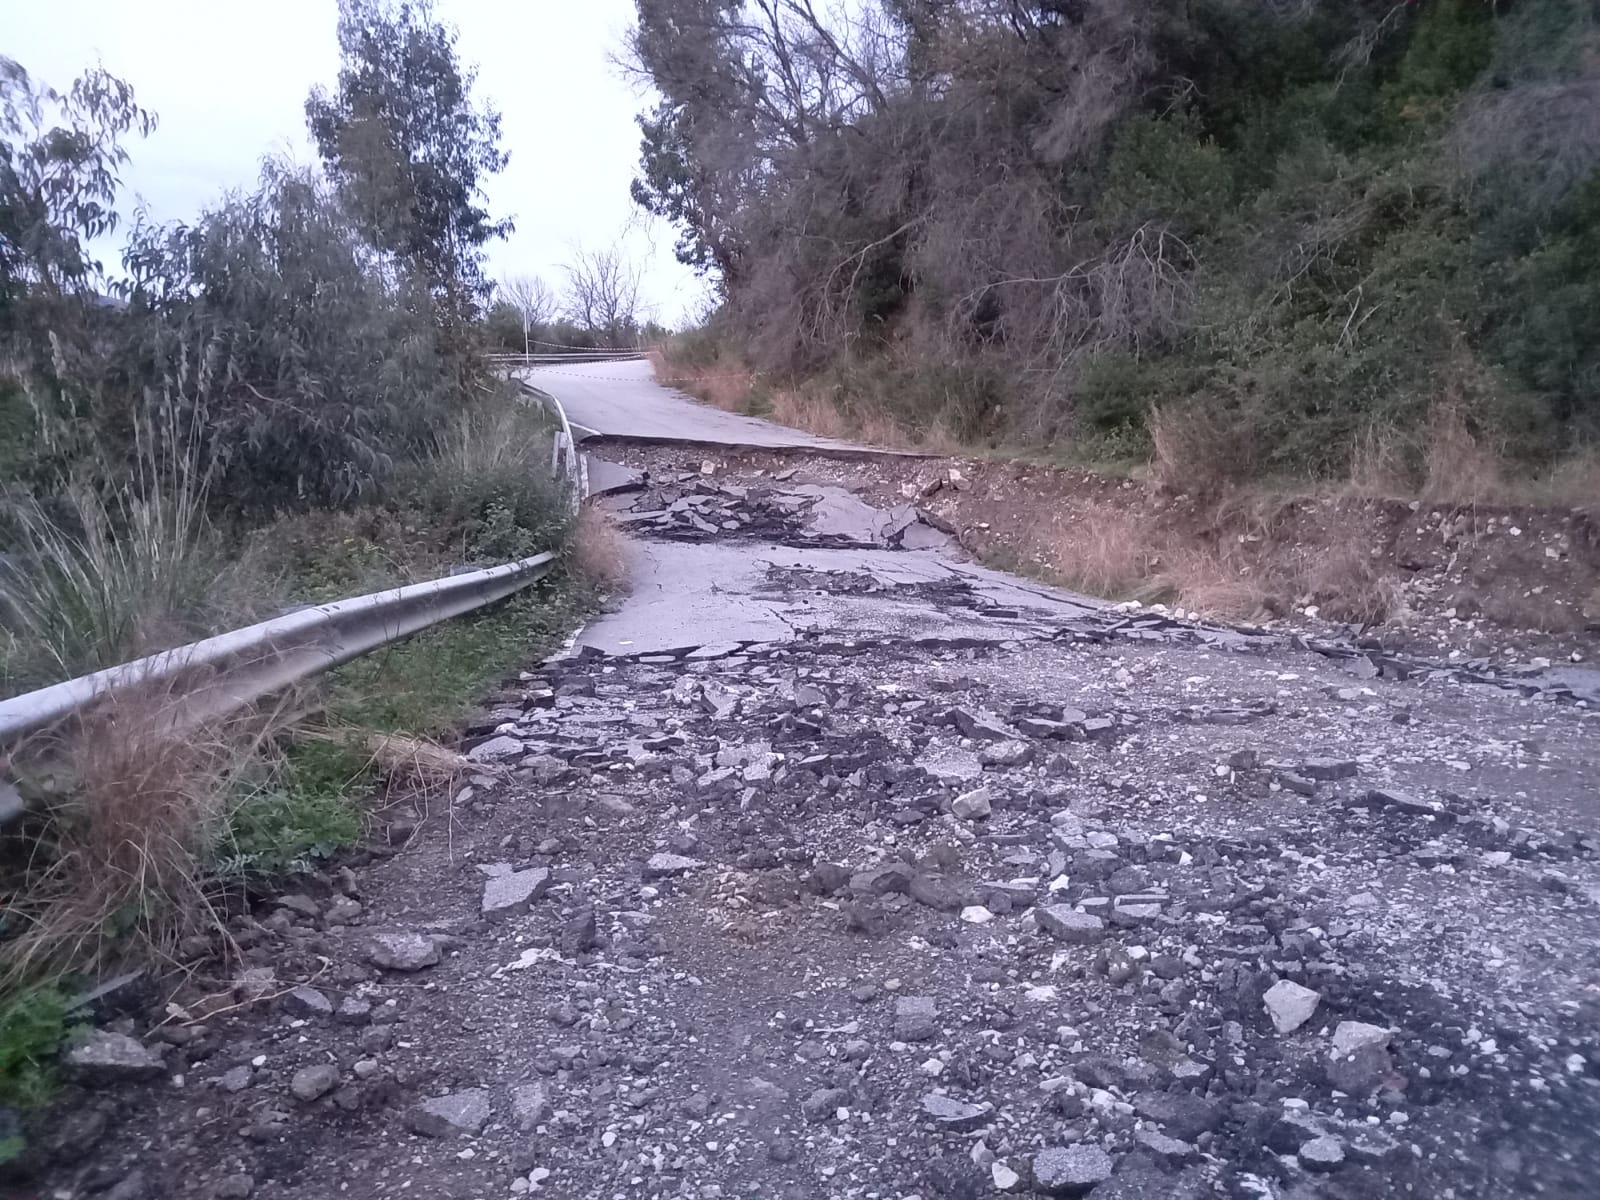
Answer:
[{"xmin": 520, "ymin": 358, "xmax": 897, "ymax": 454}]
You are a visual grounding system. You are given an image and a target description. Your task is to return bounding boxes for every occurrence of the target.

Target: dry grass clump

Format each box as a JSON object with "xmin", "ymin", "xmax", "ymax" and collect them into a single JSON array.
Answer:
[
  {"xmin": 1525, "ymin": 452, "xmax": 1600, "ymax": 517},
  {"xmin": 1420, "ymin": 402, "xmax": 1508, "ymax": 505},
  {"xmin": 1047, "ymin": 507, "xmax": 1158, "ymax": 597},
  {"xmin": 767, "ymin": 387, "xmax": 853, "ymax": 440},
  {"xmin": 1346, "ymin": 404, "xmax": 1600, "ymax": 512},
  {"xmin": 573, "ymin": 506, "xmax": 631, "ymax": 592},
  {"xmin": 1303, "ymin": 538, "xmax": 1401, "ymax": 626},
  {"xmin": 1346, "ymin": 422, "xmax": 1414, "ymax": 499},
  {"xmin": 1, "ymin": 686, "xmax": 276, "ymax": 988},
  {"xmin": 1148, "ymin": 404, "xmax": 1257, "ymax": 497},
  {"xmin": 1145, "ymin": 543, "xmax": 1274, "ymax": 620}
]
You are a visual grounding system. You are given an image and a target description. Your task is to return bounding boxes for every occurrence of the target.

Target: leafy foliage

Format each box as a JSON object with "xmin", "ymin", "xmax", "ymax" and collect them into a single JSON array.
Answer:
[
  {"xmin": 631, "ymin": 0, "xmax": 1600, "ymax": 474},
  {"xmin": 0, "ymin": 985, "xmax": 70, "ymax": 1115},
  {"xmin": 0, "ymin": 56, "xmax": 154, "ymax": 320},
  {"xmin": 118, "ymin": 164, "xmax": 455, "ymax": 511},
  {"xmin": 307, "ymin": 0, "xmax": 511, "ymax": 330},
  {"xmin": 222, "ymin": 741, "xmax": 367, "ymax": 877}
]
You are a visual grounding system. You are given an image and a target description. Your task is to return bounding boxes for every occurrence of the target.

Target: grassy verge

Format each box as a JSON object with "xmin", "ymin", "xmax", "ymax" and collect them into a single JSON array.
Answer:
[{"xmin": 0, "ymin": 387, "xmax": 609, "ymax": 1151}]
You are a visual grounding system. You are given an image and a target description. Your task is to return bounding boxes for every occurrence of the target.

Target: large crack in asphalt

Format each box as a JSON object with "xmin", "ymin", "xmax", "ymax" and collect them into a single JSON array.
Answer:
[{"xmin": 29, "ymin": 456, "xmax": 1600, "ymax": 1200}]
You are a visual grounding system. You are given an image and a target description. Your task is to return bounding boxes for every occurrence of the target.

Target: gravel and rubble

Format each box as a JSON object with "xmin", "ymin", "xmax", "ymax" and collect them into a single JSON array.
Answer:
[{"xmin": 18, "ymin": 458, "xmax": 1600, "ymax": 1200}]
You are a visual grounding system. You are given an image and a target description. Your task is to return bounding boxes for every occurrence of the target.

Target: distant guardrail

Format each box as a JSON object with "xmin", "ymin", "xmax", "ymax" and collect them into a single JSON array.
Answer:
[
  {"xmin": 488, "ymin": 350, "xmax": 645, "ymax": 367},
  {"xmin": 0, "ymin": 388, "xmax": 588, "ymax": 822}
]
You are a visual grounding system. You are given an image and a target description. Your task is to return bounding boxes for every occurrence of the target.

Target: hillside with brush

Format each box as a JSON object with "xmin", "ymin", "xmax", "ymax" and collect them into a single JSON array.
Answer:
[{"xmin": 633, "ymin": 0, "xmax": 1600, "ymax": 490}]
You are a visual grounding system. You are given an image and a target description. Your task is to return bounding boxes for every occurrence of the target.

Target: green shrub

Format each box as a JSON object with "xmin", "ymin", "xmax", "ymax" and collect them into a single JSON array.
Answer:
[
  {"xmin": 221, "ymin": 740, "xmax": 367, "ymax": 877},
  {"xmin": 401, "ymin": 388, "xmax": 571, "ymax": 563},
  {"xmin": 0, "ymin": 985, "xmax": 71, "ymax": 1113}
]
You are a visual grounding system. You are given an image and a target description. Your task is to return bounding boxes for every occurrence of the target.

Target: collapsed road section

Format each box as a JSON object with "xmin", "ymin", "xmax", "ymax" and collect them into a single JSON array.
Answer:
[{"xmin": 37, "ymin": 447, "xmax": 1600, "ymax": 1200}]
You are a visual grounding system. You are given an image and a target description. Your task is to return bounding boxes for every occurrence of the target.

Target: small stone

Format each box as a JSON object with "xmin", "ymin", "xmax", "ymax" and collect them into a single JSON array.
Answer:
[
  {"xmin": 1299, "ymin": 1135, "xmax": 1346, "ymax": 1172},
  {"xmin": 405, "ymin": 1089, "xmax": 493, "ymax": 1138},
  {"xmin": 64, "ymin": 1031, "xmax": 164, "ymax": 1084},
  {"xmin": 213, "ymin": 1174, "xmax": 254, "ymax": 1199},
  {"xmin": 282, "ymin": 986, "xmax": 333, "ymax": 1018},
  {"xmin": 952, "ymin": 787, "xmax": 993, "ymax": 820},
  {"xmin": 979, "ymin": 739, "xmax": 1033, "ymax": 768},
  {"xmin": 1133, "ymin": 1129, "xmax": 1197, "ymax": 1164},
  {"xmin": 1037, "ymin": 905, "xmax": 1104, "ymax": 944},
  {"xmin": 1262, "ymin": 979, "xmax": 1321, "ymax": 1034},
  {"xmin": 324, "ymin": 896, "xmax": 363, "ymax": 925},
  {"xmin": 367, "ymin": 932, "xmax": 440, "ymax": 972},
  {"xmin": 218, "ymin": 1064, "xmax": 252, "ymax": 1092},
  {"xmin": 481, "ymin": 867, "xmax": 551, "ymax": 920},
  {"xmin": 801, "ymin": 1087, "xmax": 849, "ymax": 1122},
  {"xmin": 336, "ymin": 997, "xmax": 373, "ymax": 1025},
  {"xmin": 895, "ymin": 995, "xmax": 939, "ymax": 1042},
  {"xmin": 920, "ymin": 1092, "xmax": 990, "ymax": 1131},
  {"xmin": 1327, "ymin": 1022, "xmax": 1395, "ymax": 1095},
  {"xmin": 466, "ymin": 735, "xmax": 523, "ymax": 762},
  {"xmin": 290, "ymin": 1064, "xmax": 339, "ymax": 1102},
  {"xmin": 1300, "ymin": 758, "xmax": 1358, "ymax": 781},
  {"xmin": 510, "ymin": 1082, "xmax": 551, "ymax": 1130},
  {"xmin": 991, "ymin": 1161, "xmax": 1021, "ymax": 1190},
  {"xmin": 808, "ymin": 862, "xmax": 852, "ymax": 894},
  {"xmin": 643, "ymin": 852, "xmax": 703, "ymax": 879},
  {"xmin": 1032, "ymin": 1145, "xmax": 1114, "ymax": 1195},
  {"xmin": 562, "ymin": 906, "xmax": 601, "ymax": 955},
  {"xmin": 960, "ymin": 905, "xmax": 995, "ymax": 925}
]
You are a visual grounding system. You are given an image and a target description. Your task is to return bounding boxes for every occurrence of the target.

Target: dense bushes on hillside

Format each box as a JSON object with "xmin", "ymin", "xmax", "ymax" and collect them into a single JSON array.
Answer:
[{"xmin": 631, "ymin": 0, "xmax": 1600, "ymax": 477}]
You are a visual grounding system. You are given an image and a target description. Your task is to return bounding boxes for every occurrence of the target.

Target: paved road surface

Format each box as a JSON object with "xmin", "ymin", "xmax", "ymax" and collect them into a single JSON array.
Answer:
[{"xmin": 519, "ymin": 358, "xmax": 875, "ymax": 451}]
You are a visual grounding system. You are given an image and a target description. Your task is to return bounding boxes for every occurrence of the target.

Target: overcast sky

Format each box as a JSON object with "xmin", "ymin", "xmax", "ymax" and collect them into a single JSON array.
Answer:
[{"xmin": 7, "ymin": 0, "xmax": 709, "ymax": 324}]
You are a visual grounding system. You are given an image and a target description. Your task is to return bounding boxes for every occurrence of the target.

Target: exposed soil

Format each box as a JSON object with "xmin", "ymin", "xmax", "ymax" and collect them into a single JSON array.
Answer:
[{"xmin": 14, "ymin": 461, "xmax": 1600, "ymax": 1200}]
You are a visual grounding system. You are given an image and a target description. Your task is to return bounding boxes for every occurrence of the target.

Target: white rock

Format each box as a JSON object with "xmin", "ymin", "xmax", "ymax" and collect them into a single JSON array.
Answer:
[
  {"xmin": 959, "ymin": 905, "xmax": 995, "ymax": 925},
  {"xmin": 643, "ymin": 853, "xmax": 703, "ymax": 879},
  {"xmin": 951, "ymin": 787, "xmax": 993, "ymax": 820},
  {"xmin": 481, "ymin": 868, "xmax": 551, "ymax": 920},
  {"xmin": 1263, "ymin": 979, "xmax": 1321, "ymax": 1034},
  {"xmin": 1330, "ymin": 1021, "xmax": 1391, "ymax": 1057}
]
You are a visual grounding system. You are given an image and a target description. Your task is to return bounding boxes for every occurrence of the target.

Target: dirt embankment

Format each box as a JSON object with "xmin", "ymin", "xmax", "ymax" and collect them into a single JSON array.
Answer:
[{"xmin": 595, "ymin": 443, "xmax": 1600, "ymax": 663}]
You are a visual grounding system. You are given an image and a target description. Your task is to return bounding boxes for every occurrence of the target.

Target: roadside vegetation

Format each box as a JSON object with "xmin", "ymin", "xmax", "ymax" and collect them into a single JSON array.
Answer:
[
  {"xmin": 634, "ymin": 0, "xmax": 1600, "ymax": 501},
  {"xmin": 0, "ymin": 1, "xmax": 617, "ymax": 1143}
]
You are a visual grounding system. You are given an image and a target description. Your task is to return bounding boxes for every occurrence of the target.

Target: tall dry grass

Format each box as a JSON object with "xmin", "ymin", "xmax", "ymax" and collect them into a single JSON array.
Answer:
[
  {"xmin": 1048, "ymin": 508, "xmax": 1157, "ymax": 597},
  {"xmin": 573, "ymin": 506, "xmax": 631, "ymax": 592},
  {"xmin": 1, "ymin": 686, "xmax": 291, "ymax": 989},
  {"xmin": 0, "ymin": 430, "xmax": 271, "ymax": 694},
  {"xmin": 1148, "ymin": 404, "xmax": 1257, "ymax": 496}
]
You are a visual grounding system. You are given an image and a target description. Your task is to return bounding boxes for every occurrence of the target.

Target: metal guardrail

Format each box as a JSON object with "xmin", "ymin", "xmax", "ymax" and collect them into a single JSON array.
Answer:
[
  {"xmin": 488, "ymin": 350, "xmax": 643, "ymax": 367},
  {"xmin": 0, "ymin": 387, "xmax": 590, "ymax": 821}
]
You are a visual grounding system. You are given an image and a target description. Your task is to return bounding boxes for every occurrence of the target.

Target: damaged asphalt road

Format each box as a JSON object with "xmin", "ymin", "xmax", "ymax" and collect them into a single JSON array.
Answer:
[{"xmin": 33, "ymin": 453, "xmax": 1600, "ymax": 1200}]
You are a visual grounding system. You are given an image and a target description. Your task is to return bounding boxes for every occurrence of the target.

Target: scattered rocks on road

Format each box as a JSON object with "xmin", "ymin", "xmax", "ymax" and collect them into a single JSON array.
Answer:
[{"xmin": 26, "ymin": 451, "xmax": 1600, "ymax": 1200}]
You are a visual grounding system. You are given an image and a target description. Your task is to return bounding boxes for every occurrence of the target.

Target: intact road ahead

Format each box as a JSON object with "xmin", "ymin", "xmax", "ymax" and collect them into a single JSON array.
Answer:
[{"xmin": 520, "ymin": 357, "xmax": 873, "ymax": 451}]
